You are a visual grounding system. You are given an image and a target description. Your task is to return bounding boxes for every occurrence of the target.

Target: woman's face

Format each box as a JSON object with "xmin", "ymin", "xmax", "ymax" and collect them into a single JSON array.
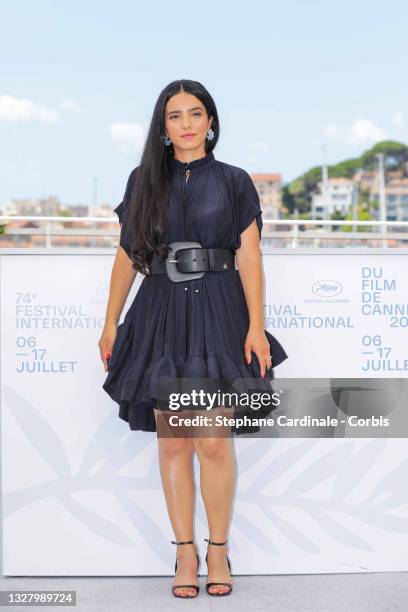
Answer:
[{"xmin": 164, "ymin": 92, "xmax": 213, "ymax": 155}]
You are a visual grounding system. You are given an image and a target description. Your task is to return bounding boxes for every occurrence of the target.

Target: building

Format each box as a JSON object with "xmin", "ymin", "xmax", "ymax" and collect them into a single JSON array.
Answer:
[
  {"xmin": 353, "ymin": 169, "xmax": 377, "ymax": 195},
  {"xmin": 371, "ymin": 177, "xmax": 408, "ymax": 221},
  {"xmin": 311, "ymin": 177, "xmax": 358, "ymax": 217},
  {"xmin": 250, "ymin": 173, "xmax": 283, "ymax": 219},
  {"xmin": 4, "ymin": 196, "xmax": 62, "ymax": 216}
]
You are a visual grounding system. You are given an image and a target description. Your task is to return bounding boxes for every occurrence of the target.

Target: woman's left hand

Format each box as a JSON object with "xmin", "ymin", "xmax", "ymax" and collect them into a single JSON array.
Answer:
[{"xmin": 244, "ymin": 327, "xmax": 273, "ymax": 378}]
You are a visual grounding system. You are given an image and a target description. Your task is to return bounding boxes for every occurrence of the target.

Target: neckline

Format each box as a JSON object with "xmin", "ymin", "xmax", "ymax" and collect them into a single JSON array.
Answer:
[{"xmin": 171, "ymin": 150, "xmax": 215, "ymax": 171}]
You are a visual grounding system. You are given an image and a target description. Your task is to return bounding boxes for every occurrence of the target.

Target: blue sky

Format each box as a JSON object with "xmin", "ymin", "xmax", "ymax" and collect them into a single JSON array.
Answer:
[{"xmin": 1, "ymin": 0, "xmax": 407, "ymax": 207}]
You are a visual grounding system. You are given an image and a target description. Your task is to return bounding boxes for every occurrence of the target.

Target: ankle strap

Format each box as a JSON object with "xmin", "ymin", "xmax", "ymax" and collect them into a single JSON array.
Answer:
[
  {"xmin": 204, "ymin": 538, "xmax": 228, "ymax": 545},
  {"xmin": 171, "ymin": 539, "xmax": 194, "ymax": 545}
]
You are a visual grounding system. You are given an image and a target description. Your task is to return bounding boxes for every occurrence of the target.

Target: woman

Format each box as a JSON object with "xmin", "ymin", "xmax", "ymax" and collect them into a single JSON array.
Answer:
[{"xmin": 99, "ymin": 79, "xmax": 288, "ymax": 598}]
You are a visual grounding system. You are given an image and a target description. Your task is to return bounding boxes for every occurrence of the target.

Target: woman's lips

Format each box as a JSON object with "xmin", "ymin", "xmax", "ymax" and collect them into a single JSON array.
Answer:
[{"xmin": 181, "ymin": 134, "xmax": 196, "ymax": 139}]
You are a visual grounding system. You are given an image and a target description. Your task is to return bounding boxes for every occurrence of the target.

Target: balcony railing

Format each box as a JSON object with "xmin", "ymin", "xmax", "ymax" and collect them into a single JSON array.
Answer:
[{"xmin": 1, "ymin": 216, "xmax": 408, "ymax": 249}]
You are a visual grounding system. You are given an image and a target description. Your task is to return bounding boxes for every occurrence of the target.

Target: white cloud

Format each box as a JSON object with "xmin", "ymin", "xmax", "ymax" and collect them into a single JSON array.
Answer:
[
  {"xmin": 247, "ymin": 140, "xmax": 270, "ymax": 164},
  {"xmin": 60, "ymin": 98, "xmax": 83, "ymax": 113},
  {"xmin": 0, "ymin": 94, "xmax": 60, "ymax": 124},
  {"xmin": 391, "ymin": 110, "xmax": 404, "ymax": 128},
  {"xmin": 322, "ymin": 118, "xmax": 387, "ymax": 146},
  {"xmin": 249, "ymin": 140, "xmax": 270, "ymax": 154},
  {"xmin": 109, "ymin": 122, "xmax": 145, "ymax": 154}
]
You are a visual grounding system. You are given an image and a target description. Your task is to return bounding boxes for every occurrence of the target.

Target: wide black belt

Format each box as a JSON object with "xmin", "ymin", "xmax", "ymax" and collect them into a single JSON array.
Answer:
[{"xmin": 150, "ymin": 241, "xmax": 236, "ymax": 282}]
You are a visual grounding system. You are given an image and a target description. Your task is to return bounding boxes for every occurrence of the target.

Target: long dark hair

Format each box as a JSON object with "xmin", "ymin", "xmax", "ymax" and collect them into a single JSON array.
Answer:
[{"xmin": 123, "ymin": 79, "xmax": 220, "ymax": 275}]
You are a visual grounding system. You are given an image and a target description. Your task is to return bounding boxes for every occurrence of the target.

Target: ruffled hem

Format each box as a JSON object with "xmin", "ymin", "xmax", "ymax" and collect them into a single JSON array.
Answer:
[{"xmin": 103, "ymin": 320, "xmax": 288, "ymax": 435}]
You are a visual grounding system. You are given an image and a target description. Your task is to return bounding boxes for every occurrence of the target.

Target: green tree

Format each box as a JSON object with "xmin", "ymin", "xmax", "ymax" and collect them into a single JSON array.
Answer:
[{"xmin": 341, "ymin": 206, "xmax": 374, "ymax": 232}]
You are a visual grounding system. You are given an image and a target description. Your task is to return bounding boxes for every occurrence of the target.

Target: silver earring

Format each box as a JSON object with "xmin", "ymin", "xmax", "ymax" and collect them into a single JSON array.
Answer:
[
  {"xmin": 164, "ymin": 135, "xmax": 172, "ymax": 146},
  {"xmin": 206, "ymin": 128, "xmax": 214, "ymax": 141}
]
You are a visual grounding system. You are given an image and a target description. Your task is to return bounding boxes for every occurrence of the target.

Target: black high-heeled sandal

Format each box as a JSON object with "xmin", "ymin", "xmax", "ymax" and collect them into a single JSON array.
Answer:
[
  {"xmin": 171, "ymin": 539, "xmax": 200, "ymax": 598},
  {"xmin": 204, "ymin": 537, "xmax": 233, "ymax": 596}
]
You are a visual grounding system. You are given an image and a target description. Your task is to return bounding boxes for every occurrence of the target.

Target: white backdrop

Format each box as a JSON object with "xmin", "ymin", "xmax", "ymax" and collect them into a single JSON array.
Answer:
[{"xmin": 1, "ymin": 248, "xmax": 408, "ymax": 576}]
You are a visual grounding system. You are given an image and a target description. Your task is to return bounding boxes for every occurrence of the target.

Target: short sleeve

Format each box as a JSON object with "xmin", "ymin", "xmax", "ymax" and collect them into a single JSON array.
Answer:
[
  {"xmin": 236, "ymin": 169, "xmax": 263, "ymax": 239},
  {"xmin": 113, "ymin": 168, "xmax": 137, "ymax": 258}
]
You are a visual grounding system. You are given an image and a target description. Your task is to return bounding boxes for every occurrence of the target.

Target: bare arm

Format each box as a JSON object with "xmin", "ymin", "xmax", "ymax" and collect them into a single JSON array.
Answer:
[
  {"xmin": 105, "ymin": 246, "xmax": 137, "ymax": 325},
  {"xmin": 235, "ymin": 220, "xmax": 271, "ymax": 378},
  {"xmin": 98, "ymin": 245, "xmax": 137, "ymax": 371}
]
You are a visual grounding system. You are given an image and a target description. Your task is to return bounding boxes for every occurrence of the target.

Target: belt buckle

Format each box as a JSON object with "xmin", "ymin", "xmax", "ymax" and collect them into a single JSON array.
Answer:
[{"xmin": 165, "ymin": 241, "xmax": 205, "ymax": 283}]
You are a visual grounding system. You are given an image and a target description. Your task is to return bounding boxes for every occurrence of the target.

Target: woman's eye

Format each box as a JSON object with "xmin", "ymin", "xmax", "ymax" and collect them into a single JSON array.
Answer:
[{"xmin": 169, "ymin": 113, "xmax": 201, "ymax": 119}]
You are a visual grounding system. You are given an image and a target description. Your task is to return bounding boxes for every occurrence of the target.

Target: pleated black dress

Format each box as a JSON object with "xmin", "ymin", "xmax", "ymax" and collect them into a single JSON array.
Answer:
[{"xmin": 102, "ymin": 150, "xmax": 288, "ymax": 434}]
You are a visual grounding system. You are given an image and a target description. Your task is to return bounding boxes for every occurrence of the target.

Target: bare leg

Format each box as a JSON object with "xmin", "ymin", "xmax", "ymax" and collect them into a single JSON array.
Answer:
[
  {"xmin": 193, "ymin": 406, "xmax": 236, "ymax": 595},
  {"xmin": 153, "ymin": 407, "xmax": 198, "ymax": 598}
]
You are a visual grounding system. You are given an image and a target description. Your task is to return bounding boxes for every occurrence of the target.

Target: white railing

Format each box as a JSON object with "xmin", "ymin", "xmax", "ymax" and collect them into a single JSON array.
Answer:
[
  {"xmin": 0, "ymin": 215, "xmax": 121, "ymax": 249},
  {"xmin": 1, "ymin": 216, "xmax": 408, "ymax": 249},
  {"xmin": 262, "ymin": 219, "xmax": 408, "ymax": 248}
]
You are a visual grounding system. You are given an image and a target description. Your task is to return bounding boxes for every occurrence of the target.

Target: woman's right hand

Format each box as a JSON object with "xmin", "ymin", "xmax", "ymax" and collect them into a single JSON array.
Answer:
[{"xmin": 98, "ymin": 321, "xmax": 118, "ymax": 372}]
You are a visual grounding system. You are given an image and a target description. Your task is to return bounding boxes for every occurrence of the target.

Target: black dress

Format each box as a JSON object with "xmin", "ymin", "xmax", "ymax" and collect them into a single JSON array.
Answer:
[{"xmin": 102, "ymin": 150, "xmax": 288, "ymax": 434}]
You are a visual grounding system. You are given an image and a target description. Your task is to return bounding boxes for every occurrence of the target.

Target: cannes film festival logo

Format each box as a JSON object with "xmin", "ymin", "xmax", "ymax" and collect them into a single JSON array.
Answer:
[{"xmin": 312, "ymin": 279, "xmax": 343, "ymax": 297}]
